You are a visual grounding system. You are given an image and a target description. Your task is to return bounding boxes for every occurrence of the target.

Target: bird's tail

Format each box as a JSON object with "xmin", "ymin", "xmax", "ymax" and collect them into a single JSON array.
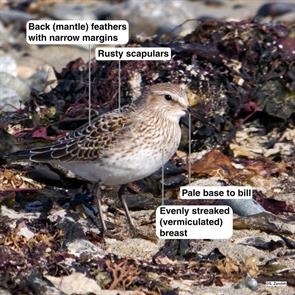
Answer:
[{"xmin": 2, "ymin": 149, "xmax": 31, "ymax": 161}]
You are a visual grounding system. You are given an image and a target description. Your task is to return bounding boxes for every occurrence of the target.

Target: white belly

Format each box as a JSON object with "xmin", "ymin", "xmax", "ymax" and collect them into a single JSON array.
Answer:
[{"xmin": 59, "ymin": 147, "xmax": 172, "ymax": 185}]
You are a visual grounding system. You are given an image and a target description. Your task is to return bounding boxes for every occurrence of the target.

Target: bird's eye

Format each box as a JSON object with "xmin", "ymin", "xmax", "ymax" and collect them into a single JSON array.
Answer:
[{"xmin": 165, "ymin": 94, "xmax": 172, "ymax": 101}]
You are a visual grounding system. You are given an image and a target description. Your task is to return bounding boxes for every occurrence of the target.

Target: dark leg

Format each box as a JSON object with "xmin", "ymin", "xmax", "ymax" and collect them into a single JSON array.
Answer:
[
  {"xmin": 118, "ymin": 185, "xmax": 135, "ymax": 229},
  {"xmin": 94, "ymin": 183, "xmax": 107, "ymax": 235}
]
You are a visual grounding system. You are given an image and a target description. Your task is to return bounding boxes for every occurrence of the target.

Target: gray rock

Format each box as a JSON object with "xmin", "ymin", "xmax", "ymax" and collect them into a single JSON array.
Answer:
[
  {"xmin": 45, "ymin": 2, "xmax": 110, "ymax": 20},
  {"xmin": 111, "ymin": 0, "xmax": 198, "ymax": 36},
  {"xmin": 190, "ymin": 229, "xmax": 275, "ymax": 264},
  {"xmin": 0, "ymin": 10, "xmax": 32, "ymax": 26},
  {"xmin": 47, "ymin": 210, "xmax": 104, "ymax": 258},
  {"xmin": 0, "ymin": 87, "xmax": 21, "ymax": 112},
  {"xmin": 67, "ymin": 239, "xmax": 104, "ymax": 258},
  {"xmin": 245, "ymin": 276, "xmax": 259, "ymax": 291},
  {"xmin": 0, "ymin": 21, "xmax": 15, "ymax": 46},
  {"xmin": 16, "ymin": 224, "xmax": 35, "ymax": 239},
  {"xmin": 29, "ymin": 64, "xmax": 57, "ymax": 93},
  {"xmin": 37, "ymin": 0, "xmax": 295, "ymax": 39},
  {"xmin": 190, "ymin": 178, "xmax": 265, "ymax": 216},
  {"xmin": 26, "ymin": 271, "xmax": 65, "ymax": 295},
  {"xmin": 216, "ymin": 198, "xmax": 265, "ymax": 216},
  {"xmin": 234, "ymin": 274, "xmax": 258, "ymax": 291},
  {"xmin": 45, "ymin": 273, "xmax": 101, "ymax": 295},
  {"xmin": 0, "ymin": 289, "xmax": 11, "ymax": 295},
  {"xmin": 1, "ymin": 206, "xmax": 41, "ymax": 221},
  {"xmin": 0, "ymin": 73, "xmax": 30, "ymax": 109},
  {"xmin": 234, "ymin": 212, "xmax": 295, "ymax": 235},
  {"xmin": 106, "ymin": 238, "xmax": 163, "ymax": 259},
  {"xmin": 0, "ymin": 56, "xmax": 17, "ymax": 76},
  {"xmin": 256, "ymin": 2, "xmax": 295, "ymax": 18},
  {"xmin": 236, "ymin": 234, "xmax": 285, "ymax": 250},
  {"xmin": 57, "ymin": 216, "xmax": 86, "ymax": 243},
  {"xmin": 45, "ymin": 0, "xmax": 199, "ymax": 36},
  {"xmin": 95, "ymin": 291, "xmax": 145, "ymax": 295},
  {"xmin": 275, "ymin": 11, "xmax": 295, "ymax": 21}
]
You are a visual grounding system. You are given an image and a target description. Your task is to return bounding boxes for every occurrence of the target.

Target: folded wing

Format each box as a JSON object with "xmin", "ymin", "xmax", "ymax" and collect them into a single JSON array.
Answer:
[{"xmin": 30, "ymin": 110, "xmax": 132, "ymax": 162}]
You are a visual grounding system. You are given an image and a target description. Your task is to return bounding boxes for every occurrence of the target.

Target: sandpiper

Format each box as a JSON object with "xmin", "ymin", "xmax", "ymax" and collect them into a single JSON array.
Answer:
[{"xmin": 9, "ymin": 83, "xmax": 189, "ymax": 234}]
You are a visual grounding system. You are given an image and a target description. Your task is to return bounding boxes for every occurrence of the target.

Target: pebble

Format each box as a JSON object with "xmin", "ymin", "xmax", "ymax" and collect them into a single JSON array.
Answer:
[
  {"xmin": 67, "ymin": 239, "xmax": 104, "ymax": 258},
  {"xmin": 245, "ymin": 275, "xmax": 258, "ymax": 291},
  {"xmin": 256, "ymin": 2, "xmax": 295, "ymax": 18},
  {"xmin": 0, "ymin": 87, "xmax": 21, "ymax": 112},
  {"xmin": 1, "ymin": 206, "xmax": 41, "ymax": 220},
  {"xmin": 17, "ymin": 225, "xmax": 35, "ymax": 239},
  {"xmin": 29, "ymin": 64, "xmax": 57, "ymax": 93},
  {"xmin": 45, "ymin": 273, "xmax": 101, "ymax": 295},
  {"xmin": 26, "ymin": 271, "xmax": 64, "ymax": 295},
  {"xmin": 0, "ymin": 288, "xmax": 12, "ymax": 295},
  {"xmin": 0, "ymin": 21, "xmax": 14, "ymax": 46},
  {"xmin": 106, "ymin": 238, "xmax": 162, "ymax": 260},
  {"xmin": 0, "ymin": 10, "xmax": 32, "ymax": 25},
  {"xmin": 0, "ymin": 56, "xmax": 17, "ymax": 76},
  {"xmin": 0, "ymin": 73, "xmax": 30, "ymax": 104},
  {"xmin": 234, "ymin": 274, "xmax": 258, "ymax": 291}
]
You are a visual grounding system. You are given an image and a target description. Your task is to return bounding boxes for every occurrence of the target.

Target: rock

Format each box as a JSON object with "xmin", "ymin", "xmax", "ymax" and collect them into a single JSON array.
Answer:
[
  {"xmin": 57, "ymin": 215, "xmax": 86, "ymax": 243},
  {"xmin": 205, "ymin": 0, "xmax": 224, "ymax": 7},
  {"xmin": 16, "ymin": 224, "xmax": 35, "ymax": 239},
  {"xmin": 244, "ymin": 275, "xmax": 258, "ymax": 291},
  {"xmin": 275, "ymin": 11, "xmax": 295, "ymax": 21},
  {"xmin": 124, "ymin": 192, "xmax": 159, "ymax": 210},
  {"xmin": 234, "ymin": 212, "xmax": 295, "ymax": 235},
  {"xmin": 29, "ymin": 64, "xmax": 57, "ymax": 93},
  {"xmin": 171, "ymin": 280, "xmax": 258, "ymax": 295},
  {"xmin": 0, "ymin": 73, "xmax": 30, "ymax": 106},
  {"xmin": 44, "ymin": 2, "xmax": 109, "ymax": 21},
  {"xmin": 106, "ymin": 238, "xmax": 162, "ymax": 260},
  {"xmin": 234, "ymin": 274, "xmax": 258, "ymax": 291},
  {"xmin": 256, "ymin": 80, "xmax": 295, "ymax": 120},
  {"xmin": 110, "ymin": 0, "xmax": 198, "ymax": 36},
  {"xmin": 0, "ymin": 10, "xmax": 32, "ymax": 26},
  {"xmin": 189, "ymin": 177, "xmax": 223, "ymax": 186},
  {"xmin": 24, "ymin": 198, "xmax": 52, "ymax": 213},
  {"xmin": 189, "ymin": 178, "xmax": 265, "ymax": 216},
  {"xmin": 256, "ymin": 2, "xmax": 295, "ymax": 18},
  {"xmin": 48, "ymin": 209, "xmax": 67, "ymax": 223},
  {"xmin": 0, "ymin": 56, "xmax": 17, "ymax": 76},
  {"xmin": 0, "ymin": 206, "xmax": 41, "ymax": 220},
  {"xmin": 48, "ymin": 210, "xmax": 104, "ymax": 258},
  {"xmin": 25, "ymin": 271, "xmax": 65, "ymax": 295},
  {"xmin": 43, "ymin": 0, "xmax": 219, "ymax": 36},
  {"xmin": 0, "ymin": 289, "xmax": 11, "ymax": 295},
  {"xmin": 190, "ymin": 230, "xmax": 274, "ymax": 264},
  {"xmin": 216, "ymin": 198, "xmax": 265, "ymax": 216},
  {"xmin": 14, "ymin": 45, "xmax": 89, "ymax": 72},
  {"xmin": 17, "ymin": 66, "xmax": 36, "ymax": 80},
  {"xmin": 0, "ymin": 21, "xmax": 15, "ymax": 46},
  {"xmin": 67, "ymin": 239, "xmax": 104, "ymax": 258},
  {"xmin": 45, "ymin": 272, "xmax": 101, "ymax": 295},
  {"xmin": 236, "ymin": 234, "xmax": 285, "ymax": 250},
  {"xmin": 94, "ymin": 291, "xmax": 144, "ymax": 295},
  {"xmin": 0, "ymin": 87, "xmax": 21, "ymax": 112}
]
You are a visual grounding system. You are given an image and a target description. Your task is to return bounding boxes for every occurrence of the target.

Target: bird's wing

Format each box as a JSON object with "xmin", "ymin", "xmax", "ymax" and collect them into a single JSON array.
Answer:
[{"xmin": 29, "ymin": 109, "xmax": 133, "ymax": 162}]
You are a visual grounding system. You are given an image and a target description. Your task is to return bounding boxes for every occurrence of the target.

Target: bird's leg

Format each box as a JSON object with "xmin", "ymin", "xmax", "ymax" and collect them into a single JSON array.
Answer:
[
  {"xmin": 118, "ymin": 185, "xmax": 136, "ymax": 230},
  {"xmin": 94, "ymin": 183, "xmax": 107, "ymax": 235}
]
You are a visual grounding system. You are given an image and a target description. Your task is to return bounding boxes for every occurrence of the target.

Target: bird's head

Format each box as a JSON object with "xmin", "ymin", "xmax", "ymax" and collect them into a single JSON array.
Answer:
[{"xmin": 141, "ymin": 83, "xmax": 189, "ymax": 122}]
